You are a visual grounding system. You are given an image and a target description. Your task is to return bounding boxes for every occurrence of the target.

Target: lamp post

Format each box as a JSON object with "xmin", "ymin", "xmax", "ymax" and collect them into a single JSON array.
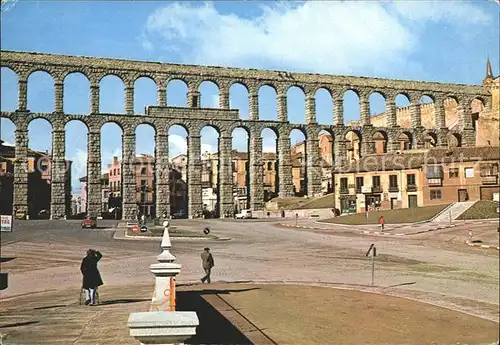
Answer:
[{"xmin": 142, "ymin": 183, "xmax": 148, "ymax": 218}]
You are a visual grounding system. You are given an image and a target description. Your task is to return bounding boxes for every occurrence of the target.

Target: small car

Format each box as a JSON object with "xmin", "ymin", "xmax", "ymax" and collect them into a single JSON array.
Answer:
[
  {"xmin": 235, "ymin": 209, "xmax": 252, "ymax": 219},
  {"xmin": 81, "ymin": 216, "xmax": 97, "ymax": 229}
]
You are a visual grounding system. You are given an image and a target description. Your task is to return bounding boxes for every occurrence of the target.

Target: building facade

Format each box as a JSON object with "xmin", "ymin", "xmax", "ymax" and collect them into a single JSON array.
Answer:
[
  {"xmin": 333, "ymin": 147, "xmax": 500, "ymax": 214},
  {"xmin": 0, "ymin": 140, "xmax": 72, "ymax": 218}
]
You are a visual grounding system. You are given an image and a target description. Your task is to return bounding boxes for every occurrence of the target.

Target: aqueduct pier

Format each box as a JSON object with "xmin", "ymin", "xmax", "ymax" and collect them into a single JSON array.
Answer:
[{"xmin": 0, "ymin": 50, "xmax": 491, "ymax": 220}]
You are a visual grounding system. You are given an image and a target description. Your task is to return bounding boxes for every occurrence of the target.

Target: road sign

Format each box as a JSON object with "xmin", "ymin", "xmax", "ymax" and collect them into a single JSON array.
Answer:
[
  {"xmin": 140, "ymin": 225, "xmax": 148, "ymax": 233},
  {"xmin": 1, "ymin": 215, "xmax": 12, "ymax": 232}
]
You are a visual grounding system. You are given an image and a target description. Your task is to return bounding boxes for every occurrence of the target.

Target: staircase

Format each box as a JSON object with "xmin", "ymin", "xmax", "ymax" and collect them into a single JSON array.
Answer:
[{"xmin": 431, "ymin": 201, "xmax": 476, "ymax": 222}]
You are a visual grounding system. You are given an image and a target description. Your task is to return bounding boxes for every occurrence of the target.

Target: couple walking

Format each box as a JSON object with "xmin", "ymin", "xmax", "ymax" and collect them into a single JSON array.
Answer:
[{"xmin": 80, "ymin": 249, "xmax": 103, "ymax": 305}]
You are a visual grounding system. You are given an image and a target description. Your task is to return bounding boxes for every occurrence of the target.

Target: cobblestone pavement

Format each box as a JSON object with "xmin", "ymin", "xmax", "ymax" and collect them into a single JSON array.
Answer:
[{"xmin": 1, "ymin": 218, "xmax": 499, "ymax": 323}]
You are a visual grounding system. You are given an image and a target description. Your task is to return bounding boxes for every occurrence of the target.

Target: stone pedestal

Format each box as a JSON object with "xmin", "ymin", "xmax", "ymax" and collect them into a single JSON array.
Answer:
[
  {"xmin": 128, "ymin": 226, "xmax": 199, "ymax": 344},
  {"xmin": 128, "ymin": 311, "xmax": 198, "ymax": 345}
]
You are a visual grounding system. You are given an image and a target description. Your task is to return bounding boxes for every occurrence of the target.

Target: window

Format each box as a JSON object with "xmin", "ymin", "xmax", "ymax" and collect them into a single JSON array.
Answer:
[
  {"xmin": 389, "ymin": 175, "xmax": 398, "ymax": 188},
  {"xmin": 480, "ymin": 163, "xmax": 499, "ymax": 177},
  {"xmin": 355, "ymin": 177, "xmax": 364, "ymax": 192},
  {"xmin": 464, "ymin": 167, "xmax": 474, "ymax": 178},
  {"xmin": 141, "ymin": 167, "xmax": 147, "ymax": 176},
  {"xmin": 141, "ymin": 180, "xmax": 147, "ymax": 186},
  {"xmin": 430, "ymin": 190, "xmax": 442, "ymax": 200},
  {"xmin": 426, "ymin": 165, "xmax": 443, "ymax": 179},
  {"xmin": 407, "ymin": 174, "xmax": 416, "ymax": 185},
  {"xmin": 372, "ymin": 176, "xmax": 381, "ymax": 187},
  {"xmin": 449, "ymin": 168, "xmax": 459, "ymax": 178},
  {"xmin": 232, "ymin": 162, "xmax": 236, "ymax": 172},
  {"xmin": 267, "ymin": 162, "xmax": 273, "ymax": 171},
  {"xmin": 340, "ymin": 177, "xmax": 348, "ymax": 193}
]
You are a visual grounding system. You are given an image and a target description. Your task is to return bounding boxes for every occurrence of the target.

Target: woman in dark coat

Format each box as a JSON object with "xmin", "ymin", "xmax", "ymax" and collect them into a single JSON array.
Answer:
[{"xmin": 80, "ymin": 249, "xmax": 103, "ymax": 305}]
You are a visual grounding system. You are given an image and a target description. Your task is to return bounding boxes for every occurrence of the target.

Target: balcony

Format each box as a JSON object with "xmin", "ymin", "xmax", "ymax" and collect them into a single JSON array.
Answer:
[
  {"xmin": 388, "ymin": 186, "xmax": 399, "ymax": 192},
  {"xmin": 355, "ymin": 187, "xmax": 362, "ymax": 194},
  {"xmin": 481, "ymin": 175, "xmax": 498, "ymax": 185},
  {"xmin": 339, "ymin": 188, "xmax": 349, "ymax": 195},
  {"xmin": 372, "ymin": 186, "xmax": 382, "ymax": 194},
  {"xmin": 427, "ymin": 178, "xmax": 443, "ymax": 187},
  {"xmin": 407, "ymin": 184, "xmax": 417, "ymax": 192}
]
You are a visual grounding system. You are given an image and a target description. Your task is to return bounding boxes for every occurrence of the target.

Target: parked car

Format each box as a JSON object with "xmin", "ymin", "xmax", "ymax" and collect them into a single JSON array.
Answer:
[
  {"xmin": 235, "ymin": 209, "xmax": 252, "ymax": 219},
  {"xmin": 81, "ymin": 216, "xmax": 97, "ymax": 229},
  {"xmin": 171, "ymin": 210, "xmax": 187, "ymax": 219},
  {"xmin": 37, "ymin": 209, "xmax": 50, "ymax": 219}
]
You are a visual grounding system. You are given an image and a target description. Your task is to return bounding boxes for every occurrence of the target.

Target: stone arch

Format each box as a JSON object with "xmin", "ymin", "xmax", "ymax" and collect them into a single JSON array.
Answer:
[
  {"xmin": 344, "ymin": 129, "xmax": 362, "ymax": 161},
  {"xmin": 134, "ymin": 76, "xmax": 158, "ymax": 114},
  {"xmin": 419, "ymin": 95, "xmax": 435, "ymax": 128},
  {"xmin": 261, "ymin": 127, "xmax": 278, "ymax": 199},
  {"xmin": 167, "ymin": 123, "xmax": 190, "ymax": 137},
  {"xmin": 100, "ymin": 119, "xmax": 126, "ymax": 133},
  {"xmin": 444, "ymin": 96, "xmax": 459, "ymax": 129},
  {"xmin": 99, "ymin": 75, "xmax": 125, "ymax": 114},
  {"xmin": 231, "ymin": 126, "xmax": 250, "ymax": 211},
  {"xmin": 1, "ymin": 67, "xmax": 18, "ymax": 112},
  {"xmin": 64, "ymin": 119, "xmax": 89, "ymax": 197},
  {"xmin": 64, "ymin": 72, "xmax": 90, "ymax": 115},
  {"xmin": 318, "ymin": 129, "xmax": 334, "ymax": 193},
  {"xmin": 199, "ymin": 80, "xmax": 220, "ymax": 108},
  {"xmin": 27, "ymin": 70, "xmax": 55, "ymax": 113},
  {"xmin": 394, "ymin": 93, "xmax": 411, "ymax": 128},
  {"xmin": 423, "ymin": 130, "xmax": 437, "ymax": 149},
  {"xmin": 166, "ymin": 78, "xmax": 189, "ymax": 107},
  {"xmin": 315, "ymin": 87, "xmax": 334, "ymax": 125},
  {"xmin": 343, "ymin": 89, "xmax": 360, "ymax": 126},
  {"xmin": 135, "ymin": 123, "xmax": 156, "ymax": 217},
  {"xmin": 132, "ymin": 73, "xmax": 159, "ymax": 86},
  {"xmin": 397, "ymin": 131, "xmax": 413, "ymax": 151},
  {"xmin": 229, "ymin": 82, "xmax": 249, "ymax": 120},
  {"xmin": 289, "ymin": 128, "xmax": 307, "ymax": 196},
  {"xmin": 372, "ymin": 130, "xmax": 388, "ymax": 154},
  {"xmin": 447, "ymin": 132, "xmax": 462, "ymax": 148},
  {"xmin": 258, "ymin": 84, "xmax": 278, "ymax": 121},
  {"xmin": 368, "ymin": 91, "xmax": 386, "ymax": 125},
  {"xmin": 287, "ymin": 86, "xmax": 306, "ymax": 124},
  {"xmin": 63, "ymin": 117, "xmax": 90, "ymax": 132}
]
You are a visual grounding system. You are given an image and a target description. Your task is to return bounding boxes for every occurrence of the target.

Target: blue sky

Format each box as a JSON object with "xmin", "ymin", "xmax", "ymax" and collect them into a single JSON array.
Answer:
[{"xmin": 1, "ymin": 0, "xmax": 498, "ymax": 193}]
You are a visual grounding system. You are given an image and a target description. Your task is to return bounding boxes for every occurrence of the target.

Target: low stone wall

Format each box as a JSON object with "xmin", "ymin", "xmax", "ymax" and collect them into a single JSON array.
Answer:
[{"xmin": 253, "ymin": 208, "xmax": 333, "ymax": 219}]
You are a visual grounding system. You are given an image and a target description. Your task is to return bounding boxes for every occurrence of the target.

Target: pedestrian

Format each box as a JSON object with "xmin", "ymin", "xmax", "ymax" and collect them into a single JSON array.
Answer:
[
  {"xmin": 80, "ymin": 249, "xmax": 103, "ymax": 305},
  {"xmin": 379, "ymin": 216, "xmax": 385, "ymax": 231},
  {"xmin": 200, "ymin": 247, "xmax": 215, "ymax": 284}
]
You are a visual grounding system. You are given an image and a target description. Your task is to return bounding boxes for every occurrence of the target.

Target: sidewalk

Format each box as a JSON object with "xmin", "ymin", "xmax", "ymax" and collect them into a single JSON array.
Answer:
[{"xmin": 279, "ymin": 218, "xmax": 499, "ymax": 237}]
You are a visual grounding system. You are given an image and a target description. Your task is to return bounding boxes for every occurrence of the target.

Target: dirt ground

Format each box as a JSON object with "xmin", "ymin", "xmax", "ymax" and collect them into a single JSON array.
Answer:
[{"xmin": 1, "ymin": 283, "xmax": 497, "ymax": 345}]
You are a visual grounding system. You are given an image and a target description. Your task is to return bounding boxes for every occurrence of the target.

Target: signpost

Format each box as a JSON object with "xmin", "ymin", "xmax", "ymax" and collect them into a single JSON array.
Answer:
[
  {"xmin": 365, "ymin": 243, "xmax": 377, "ymax": 286},
  {"xmin": 1, "ymin": 215, "xmax": 13, "ymax": 232},
  {"xmin": 140, "ymin": 225, "xmax": 148, "ymax": 233}
]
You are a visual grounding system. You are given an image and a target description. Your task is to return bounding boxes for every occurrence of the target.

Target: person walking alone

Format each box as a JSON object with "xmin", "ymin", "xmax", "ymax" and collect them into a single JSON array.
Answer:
[
  {"xmin": 379, "ymin": 216, "xmax": 385, "ymax": 231},
  {"xmin": 200, "ymin": 247, "xmax": 215, "ymax": 284},
  {"xmin": 80, "ymin": 249, "xmax": 103, "ymax": 305}
]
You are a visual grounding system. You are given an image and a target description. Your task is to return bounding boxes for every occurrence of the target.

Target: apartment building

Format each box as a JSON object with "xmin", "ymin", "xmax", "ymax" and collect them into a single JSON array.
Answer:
[{"xmin": 333, "ymin": 147, "xmax": 500, "ymax": 214}]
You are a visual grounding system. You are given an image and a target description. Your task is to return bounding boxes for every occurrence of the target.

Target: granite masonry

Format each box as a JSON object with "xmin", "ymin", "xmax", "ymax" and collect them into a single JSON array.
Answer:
[{"xmin": 0, "ymin": 50, "xmax": 491, "ymax": 220}]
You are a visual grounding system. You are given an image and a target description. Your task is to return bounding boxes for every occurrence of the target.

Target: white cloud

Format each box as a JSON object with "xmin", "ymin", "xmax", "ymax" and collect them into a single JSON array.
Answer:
[
  {"xmin": 169, "ymin": 134, "xmax": 187, "ymax": 156},
  {"xmin": 201, "ymin": 143, "xmax": 216, "ymax": 154},
  {"xmin": 101, "ymin": 148, "xmax": 122, "ymax": 174},
  {"xmin": 2, "ymin": 141, "xmax": 14, "ymax": 147},
  {"xmin": 143, "ymin": 1, "xmax": 490, "ymax": 76}
]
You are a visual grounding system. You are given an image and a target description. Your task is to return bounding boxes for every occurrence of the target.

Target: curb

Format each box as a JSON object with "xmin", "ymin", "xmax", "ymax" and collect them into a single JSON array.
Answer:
[
  {"xmin": 279, "ymin": 223, "xmax": 456, "ymax": 236},
  {"xmin": 465, "ymin": 241, "xmax": 500, "ymax": 250},
  {"xmin": 113, "ymin": 229, "xmax": 230, "ymax": 241}
]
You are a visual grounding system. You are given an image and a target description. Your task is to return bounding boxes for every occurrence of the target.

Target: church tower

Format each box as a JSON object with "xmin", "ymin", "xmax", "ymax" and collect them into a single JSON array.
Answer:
[{"xmin": 483, "ymin": 56, "xmax": 494, "ymax": 85}]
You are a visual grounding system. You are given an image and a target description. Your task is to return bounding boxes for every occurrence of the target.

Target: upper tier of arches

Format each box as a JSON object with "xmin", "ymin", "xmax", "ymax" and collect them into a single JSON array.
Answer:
[{"xmin": 0, "ymin": 50, "xmax": 490, "ymax": 125}]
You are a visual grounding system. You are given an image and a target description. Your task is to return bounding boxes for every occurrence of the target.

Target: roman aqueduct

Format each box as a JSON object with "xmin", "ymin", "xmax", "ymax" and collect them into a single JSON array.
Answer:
[{"xmin": 0, "ymin": 50, "xmax": 491, "ymax": 219}]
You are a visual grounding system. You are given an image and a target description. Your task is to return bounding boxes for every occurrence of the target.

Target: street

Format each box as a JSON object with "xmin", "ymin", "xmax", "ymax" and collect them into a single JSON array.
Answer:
[{"xmin": 1, "ymin": 218, "xmax": 499, "ymax": 322}]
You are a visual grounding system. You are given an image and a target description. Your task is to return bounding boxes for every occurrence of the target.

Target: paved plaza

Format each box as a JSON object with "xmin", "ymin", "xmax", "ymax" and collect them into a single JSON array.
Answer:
[{"xmin": 0, "ymin": 218, "xmax": 499, "ymax": 344}]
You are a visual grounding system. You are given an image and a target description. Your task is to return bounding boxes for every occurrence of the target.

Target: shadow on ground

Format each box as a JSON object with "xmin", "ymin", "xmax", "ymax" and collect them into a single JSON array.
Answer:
[{"xmin": 177, "ymin": 288, "xmax": 259, "ymax": 345}]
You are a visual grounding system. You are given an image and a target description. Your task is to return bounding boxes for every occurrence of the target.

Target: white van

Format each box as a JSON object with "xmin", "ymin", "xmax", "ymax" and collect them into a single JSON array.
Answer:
[{"xmin": 235, "ymin": 209, "xmax": 252, "ymax": 219}]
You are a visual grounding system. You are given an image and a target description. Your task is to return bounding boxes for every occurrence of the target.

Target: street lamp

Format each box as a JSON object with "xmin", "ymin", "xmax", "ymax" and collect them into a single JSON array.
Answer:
[{"xmin": 142, "ymin": 183, "xmax": 148, "ymax": 218}]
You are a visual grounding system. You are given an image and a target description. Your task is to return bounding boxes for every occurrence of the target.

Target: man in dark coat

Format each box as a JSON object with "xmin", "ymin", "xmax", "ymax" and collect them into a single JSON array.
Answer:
[
  {"xmin": 200, "ymin": 247, "xmax": 214, "ymax": 284},
  {"xmin": 80, "ymin": 249, "xmax": 103, "ymax": 305}
]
